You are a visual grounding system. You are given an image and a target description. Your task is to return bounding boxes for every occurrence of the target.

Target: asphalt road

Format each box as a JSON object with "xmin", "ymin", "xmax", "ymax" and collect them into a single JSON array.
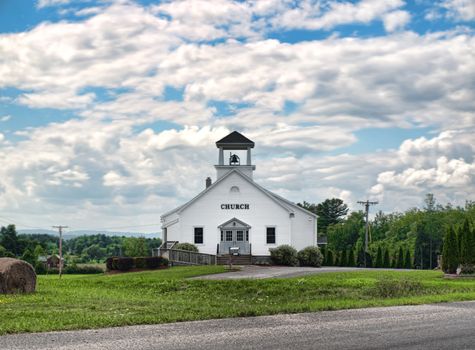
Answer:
[{"xmin": 2, "ymin": 301, "xmax": 474, "ymax": 350}]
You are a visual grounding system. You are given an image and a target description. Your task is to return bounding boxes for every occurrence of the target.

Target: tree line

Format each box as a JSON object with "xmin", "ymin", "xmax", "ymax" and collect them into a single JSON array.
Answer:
[
  {"xmin": 0, "ymin": 226, "xmax": 162, "ymax": 268},
  {"xmin": 299, "ymin": 194, "xmax": 475, "ymax": 269}
]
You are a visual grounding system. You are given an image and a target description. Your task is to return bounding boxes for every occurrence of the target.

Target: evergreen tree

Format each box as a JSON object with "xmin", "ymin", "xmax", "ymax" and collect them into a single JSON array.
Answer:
[
  {"xmin": 442, "ymin": 226, "xmax": 459, "ymax": 274},
  {"xmin": 298, "ymin": 198, "xmax": 349, "ymax": 234},
  {"xmin": 383, "ymin": 249, "xmax": 390, "ymax": 268},
  {"xmin": 404, "ymin": 249, "xmax": 412, "ymax": 269},
  {"xmin": 365, "ymin": 252, "xmax": 373, "ymax": 268},
  {"xmin": 341, "ymin": 250, "xmax": 348, "ymax": 266},
  {"xmin": 396, "ymin": 247, "xmax": 404, "ymax": 269},
  {"xmin": 357, "ymin": 246, "xmax": 365, "ymax": 267},
  {"xmin": 375, "ymin": 246, "xmax": 383, "ymax": 268},
  {"xmin": 459, "ymin": 219, "xmax": 474, "ymax": 265},
  {"xmin": 325, "ymin": 250, "xmax": 334, "ymax": 266},
  {"xmin": 334, "ymin": 251, "xmax": 341, "ymax": 266},
  {"xmin": 348, "ymin": 249, "xmax": 355, "ymax": 267}
]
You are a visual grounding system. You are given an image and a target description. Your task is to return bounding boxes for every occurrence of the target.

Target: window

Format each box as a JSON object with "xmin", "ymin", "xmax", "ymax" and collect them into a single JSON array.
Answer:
[
  {"xmin": 226, "ymin": 230, "xmax": 233, "ymax": 241},
  {"xmin": 236, "ymin": 230, "xmax": 244, "ymax": 241},
  {"xmin": 220, "ymin": 230, "xmax": 224, "ymax": 241},
  {"xmin": 266, "ymin": 227, "xmax": 276, "ymax": 244},
  {"xmin": 194, "ymin": 227, "xmax": 203, "ymax": 244},
  {"xmin": 230, "ymin": 186, "xmax": 240, "ymax": 193}
]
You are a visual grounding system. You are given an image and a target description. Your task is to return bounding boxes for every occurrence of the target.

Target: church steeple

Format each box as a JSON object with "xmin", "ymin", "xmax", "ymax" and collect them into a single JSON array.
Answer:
[{"xmin": 215, "ymin": 131, "xmax": 256, "ymax": 179}]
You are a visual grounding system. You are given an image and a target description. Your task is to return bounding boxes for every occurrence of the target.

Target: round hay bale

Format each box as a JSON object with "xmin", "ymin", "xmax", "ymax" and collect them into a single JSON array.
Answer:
[{"xmin": 0, "ymin": 258, "xmax": 37, "ymax": 294}]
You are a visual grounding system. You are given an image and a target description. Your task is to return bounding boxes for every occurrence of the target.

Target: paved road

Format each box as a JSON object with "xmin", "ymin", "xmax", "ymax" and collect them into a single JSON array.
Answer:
[
  {"xmin": 192, "ymin": 265, "xmax": 412, "ymax": 280},
  {"xmin": 2, "ymin": 301, "xmax": 474, "ymax": 350}
]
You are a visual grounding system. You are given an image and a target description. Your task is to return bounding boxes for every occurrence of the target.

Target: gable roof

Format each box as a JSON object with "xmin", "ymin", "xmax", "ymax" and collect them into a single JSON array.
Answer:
[
  {"xmin": 161, "ymin": 169, "xmax": 298, "ymax": 219},
  {"xmin": 216, "ymin": 131, "xmax": 254, "ymax": 148},
  {"xmin": 218, "ymin": 217, "xmax": 251, "ymax": 229}
]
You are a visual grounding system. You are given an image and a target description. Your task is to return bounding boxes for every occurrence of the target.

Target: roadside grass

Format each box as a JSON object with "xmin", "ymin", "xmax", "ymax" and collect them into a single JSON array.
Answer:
[{"xmin": 1, "ymin": 267, "xmax": 475, "ymax": 335}]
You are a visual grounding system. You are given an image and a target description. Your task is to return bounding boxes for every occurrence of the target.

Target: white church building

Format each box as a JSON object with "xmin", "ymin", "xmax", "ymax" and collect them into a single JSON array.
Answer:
[{"xmin": 160, "ymin": 131, "xmax": 318, "ymax": 263}]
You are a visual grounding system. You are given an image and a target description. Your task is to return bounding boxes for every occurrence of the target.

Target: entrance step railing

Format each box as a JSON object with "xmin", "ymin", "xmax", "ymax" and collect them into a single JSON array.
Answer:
[{"xmin": 154, "ymin": 241, "xmax": 216, "ymax": 265}]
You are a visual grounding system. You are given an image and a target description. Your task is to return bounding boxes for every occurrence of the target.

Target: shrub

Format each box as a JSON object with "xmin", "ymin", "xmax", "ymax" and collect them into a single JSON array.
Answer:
[
  {"xmin": 135, "ymin": 257, "xmax": 146, "ymax": 269},
  {"xmin": 269, "ymin": 245, "xmax": 298, "ymax": 266},
  {"xmin": 297, "ymin": 246, "xmax": 323, "ymax": 267},
  {"xmin": 105, "ymin": 257, "xmax": 115, "ymax": 271},
  {"xmin": 174, "ymin": 243, "xmax": 199, "ymax": 252},
  {"xmin": 145, "ymin": 256, "xmax": 168, "ymax": 269},
  {"xmin": 459, "ymin": 263, "xmax": 475, "ymax": 275},
  {"xmin": 64, "ymin": 265, "xmax": 104, "ymax": 274},
  {"xmin": 117, "ymin": 257, "xmax": 134, "ymax": 271}
]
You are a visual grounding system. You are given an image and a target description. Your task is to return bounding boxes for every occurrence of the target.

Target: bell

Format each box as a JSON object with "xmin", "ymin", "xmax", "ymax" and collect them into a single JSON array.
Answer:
[{"xmin": 230, "ymin": 153, "xmax": 240, "ymax": 165}]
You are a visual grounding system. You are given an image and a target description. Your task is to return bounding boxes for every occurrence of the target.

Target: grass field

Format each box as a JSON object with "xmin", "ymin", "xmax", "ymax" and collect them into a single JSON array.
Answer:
[{"xmin": 1, "ymin": 266, "xmax": 475, "ymax": 335}]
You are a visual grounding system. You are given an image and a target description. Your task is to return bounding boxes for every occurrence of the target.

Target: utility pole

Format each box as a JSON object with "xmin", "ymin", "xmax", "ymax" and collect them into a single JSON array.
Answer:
[
  {"xmin": 357, "ymin": 200, "xmax": 378, "ymax": 267},
  {"xmin": 52, "ymin": 225, "xmax": 68, "ymax": 278}
]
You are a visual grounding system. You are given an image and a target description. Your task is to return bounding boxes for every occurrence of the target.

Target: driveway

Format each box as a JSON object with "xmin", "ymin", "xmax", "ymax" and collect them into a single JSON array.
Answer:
[
  {"xmin": 192, "ymin": 265, "xmax": 398, "ymax": 280},
  {"xmin": 2, "ymin": 301, "xmax": 474, "ymax": 350}
]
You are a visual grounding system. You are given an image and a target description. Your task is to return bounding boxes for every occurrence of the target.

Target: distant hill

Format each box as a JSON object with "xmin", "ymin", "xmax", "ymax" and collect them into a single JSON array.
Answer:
[{"xmin": 18, "ymin": 229, "xmax": 161, "ymax": 240}]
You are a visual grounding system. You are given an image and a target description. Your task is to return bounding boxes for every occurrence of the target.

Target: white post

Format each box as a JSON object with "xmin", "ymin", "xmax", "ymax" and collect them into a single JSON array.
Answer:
[
  {"xmin": 246, "ymin": 147, "xmax": 251, "ymax": 165},
  {"xmin": 219, "ymin": 147, "xmax": 224, "ymax": 165}
]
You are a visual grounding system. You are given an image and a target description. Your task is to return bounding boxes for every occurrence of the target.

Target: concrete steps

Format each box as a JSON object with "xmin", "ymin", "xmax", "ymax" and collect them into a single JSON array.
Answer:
[{"xmin": 217, "ymin": 255, "xmax": 252, "ymax": 265}]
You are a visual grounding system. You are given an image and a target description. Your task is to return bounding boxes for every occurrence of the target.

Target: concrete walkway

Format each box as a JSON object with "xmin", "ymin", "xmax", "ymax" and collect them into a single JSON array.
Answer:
[{"xmin": 192, "ymin": 265, "xmax": 392, "ymax": 280}]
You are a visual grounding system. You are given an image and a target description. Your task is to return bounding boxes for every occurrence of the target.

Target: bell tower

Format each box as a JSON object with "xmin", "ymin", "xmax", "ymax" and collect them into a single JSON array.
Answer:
[{"xmin": 215, "ymin": 131, "xmax": 255, "ymax": 180}]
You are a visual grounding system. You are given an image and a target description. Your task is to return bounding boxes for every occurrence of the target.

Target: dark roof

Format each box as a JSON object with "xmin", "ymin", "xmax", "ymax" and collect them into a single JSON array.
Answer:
[{"xmin": 216, "ymin": 131, "xmax": 254, "ymax": 148}]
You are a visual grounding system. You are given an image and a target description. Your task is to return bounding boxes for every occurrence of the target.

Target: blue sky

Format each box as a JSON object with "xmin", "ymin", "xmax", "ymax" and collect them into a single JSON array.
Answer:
[{"xmin": 0, "ymin": 0, "xmax": 474, "ymax": 231}]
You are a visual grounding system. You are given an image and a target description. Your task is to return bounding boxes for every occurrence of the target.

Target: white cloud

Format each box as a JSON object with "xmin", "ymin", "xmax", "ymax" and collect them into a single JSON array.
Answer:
[
  {"xmin": 0, "ymin": 133, "xmax": 4, "ymax": 143},
  {"xmin": 382, "ymin": 10, "xmax": 411, "ymax": 32},
  {"xmin": 37, "ymin": 0, "xmax": 72, "ymax": 8},
  {"xmin": 0, "ymin": 0, "xmax": 473, "ymax": 229},
  {"xmin": 441, "ymin": 0, "xmax": 475, "ymax": 21},
  {"xmin": 0, "ymin": 115, "xmax": 11, "ymax": 122}
]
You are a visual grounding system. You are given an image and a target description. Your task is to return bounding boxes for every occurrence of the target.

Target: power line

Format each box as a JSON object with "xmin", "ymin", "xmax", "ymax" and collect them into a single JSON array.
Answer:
[{"xmin": 357, "ymin": 200, "xmax": 378, "ymax": 267}]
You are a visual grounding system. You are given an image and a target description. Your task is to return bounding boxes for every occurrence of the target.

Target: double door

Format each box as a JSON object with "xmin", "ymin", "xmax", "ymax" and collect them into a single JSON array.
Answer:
[{"xmin": 220, "ymin": 229, "xmax": 249, "ymax": 254}]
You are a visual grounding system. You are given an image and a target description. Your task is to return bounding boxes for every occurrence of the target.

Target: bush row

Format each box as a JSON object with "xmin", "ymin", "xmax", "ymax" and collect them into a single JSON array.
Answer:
[
  {"xmin": 35, "ymin": 264, "xmax": 104, "ymax": 275},
  {"xmin": 105, "ymin": 256, "xmax": 169, "ymax": 271},
  {"xmin": 270, "ymin": 245, "xmax": 323, "ymax": 267}
]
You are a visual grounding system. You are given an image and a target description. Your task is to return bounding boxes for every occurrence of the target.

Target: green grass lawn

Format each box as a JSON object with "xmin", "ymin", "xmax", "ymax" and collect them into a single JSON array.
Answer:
[{"xmin": 1, "ymin": 266, "xmax": 475, "ymax": 335}]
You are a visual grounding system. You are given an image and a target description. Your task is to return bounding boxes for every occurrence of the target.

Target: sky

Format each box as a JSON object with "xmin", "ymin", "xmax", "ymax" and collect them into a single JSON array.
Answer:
[{"xmin": 0, "ymin": 0, "xmax": 474, "ymax": 233}]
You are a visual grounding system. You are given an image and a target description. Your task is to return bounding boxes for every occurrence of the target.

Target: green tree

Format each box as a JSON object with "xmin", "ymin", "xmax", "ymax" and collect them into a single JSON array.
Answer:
[
  {"xmin": 459, "ymin": 219, "xmax": 474, "ymax": 265},
  {"xmin": 396, "ymin": 247, "xmax": 404, "ymax": 269},
  {"xmin": 21, "ymin": 248, "xmax": 36, "ymax": 266},
  {"xmin": 347, "ymin": 249, "xmax": 355, "ymax": 267},
  {"xmin": 123, "ymin": 237, "xmax": 149, "ymax": 257},
  {"xmin": 327, "ymin": 211, "xmax": 364, "ymax": 252},
  {"xmin": 383, "ymin": 249, "xmax": 390, "ymax": 268},
  {"xmin": 300, "ymin": 198, "xmax": 349, "ymax": 234},
  {"xmin": 33, "ymin": 244, "xmax": 45, "ymax": 258},
  {"xmin": 0, "ymin": 225, "xmax": 19, "ymax": 256},
  {"xmin": 375, "ymin": 246, "xmax": 383, "ymax": 268},
  {"xmin": 404, "ymin": 249, "xmax": 412, "ymax": 269},
  {"xmin": 442, "ymin": 226, "xmax": 459, "ymax": 274},
  {"xmin": 340, "ymin": 250, "xmax": 348, "ymax": 267},
  {"xmin": 325, "ymin": 250, "xmax": 334, "ymax": 266}
]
